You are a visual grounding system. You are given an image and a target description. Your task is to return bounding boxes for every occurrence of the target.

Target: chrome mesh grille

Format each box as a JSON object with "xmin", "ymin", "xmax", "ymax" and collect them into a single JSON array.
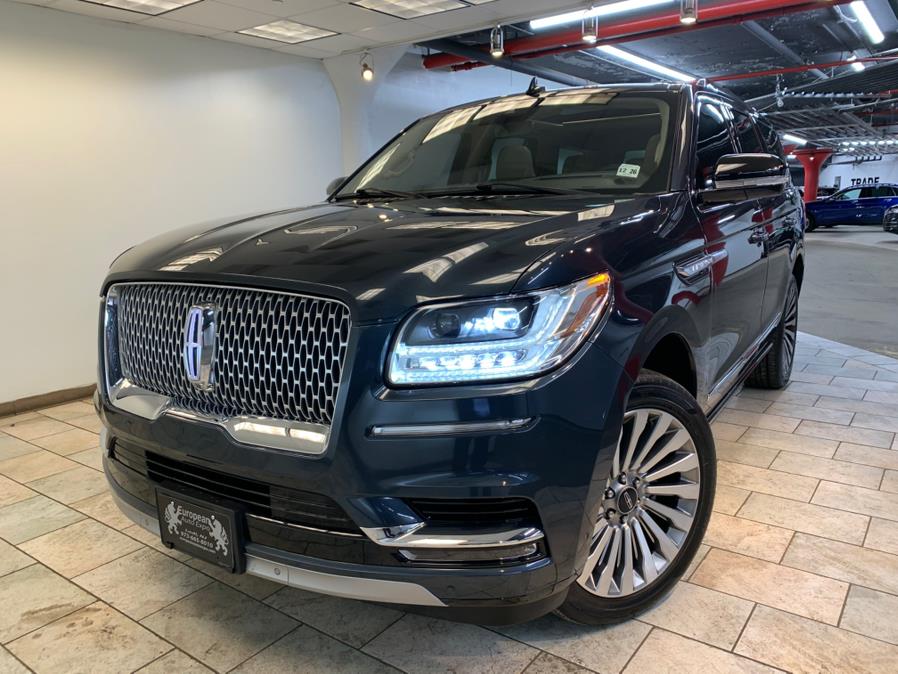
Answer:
[{"xmin": 114, "ymin": 283, "xmax": 350, "ymax": 425}]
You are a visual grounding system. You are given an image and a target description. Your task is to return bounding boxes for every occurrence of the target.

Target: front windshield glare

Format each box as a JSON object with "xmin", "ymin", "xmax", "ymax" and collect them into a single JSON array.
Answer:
[{"xmin": 337, "ymin": 90, "xmax": 677, "ymax": 198}]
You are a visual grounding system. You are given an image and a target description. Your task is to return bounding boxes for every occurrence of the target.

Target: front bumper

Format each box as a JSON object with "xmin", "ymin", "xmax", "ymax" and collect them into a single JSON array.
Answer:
[{"xmin": 100, "ymin": 332, "xmax": 628, "ymax": 623}]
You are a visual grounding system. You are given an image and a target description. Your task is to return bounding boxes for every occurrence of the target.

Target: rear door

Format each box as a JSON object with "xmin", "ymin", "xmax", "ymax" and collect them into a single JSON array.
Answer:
[
  {"xmin": 861, "ymin": 186, "xmax": 895, "ymax": 224},
  {"xmin": 693, "ymin": 98, "xmax": 768, "ymax": 397}
]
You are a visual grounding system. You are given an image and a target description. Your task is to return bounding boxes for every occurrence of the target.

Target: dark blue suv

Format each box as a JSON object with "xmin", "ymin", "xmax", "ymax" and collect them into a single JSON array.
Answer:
[
  {"xmin": 98, "ymin": 84, "xmax": 804, "ymax": 625},
  {"xmin": 806, "ymin": 184, "xmax": 898, "ymax": 231}
]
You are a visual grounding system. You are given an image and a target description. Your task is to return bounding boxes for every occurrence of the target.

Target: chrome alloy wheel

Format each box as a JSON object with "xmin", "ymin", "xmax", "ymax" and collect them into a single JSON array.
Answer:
[
  {"xmin": 577, "ymin": 409, "xmax": 701, "ymax": 598},
  {"xmin": 782, "ymin": 284, "xmax": 799, "ymax": 373}
]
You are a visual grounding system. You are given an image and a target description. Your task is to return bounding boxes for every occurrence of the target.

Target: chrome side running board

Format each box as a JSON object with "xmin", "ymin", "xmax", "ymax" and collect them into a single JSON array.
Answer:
[{"xmin": 706, "ymin": 314, "xmax": 781, "ymax": 412}]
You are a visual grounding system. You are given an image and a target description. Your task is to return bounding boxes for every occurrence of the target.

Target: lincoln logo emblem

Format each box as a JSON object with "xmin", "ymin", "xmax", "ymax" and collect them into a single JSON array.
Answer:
[
  {"xmin": 618, "ymin": 488, "xmax": 638, "ymax": 515},
  {"xmin": 183, "ymin": 304, "xmax": 219, "ymax": 390}
]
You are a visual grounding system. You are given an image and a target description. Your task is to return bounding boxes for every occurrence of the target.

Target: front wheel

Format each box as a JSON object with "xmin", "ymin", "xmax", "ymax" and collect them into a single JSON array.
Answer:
[{"xmin": 556, "ymin": 371, "xmax": 716, "ymax": 625}]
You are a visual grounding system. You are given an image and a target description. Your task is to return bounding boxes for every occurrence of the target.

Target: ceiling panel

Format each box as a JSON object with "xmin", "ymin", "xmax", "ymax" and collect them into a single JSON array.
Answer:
[
  {"xmin": 141, "ymin": 14, "xmax": 224, "ymax": 34},
  {"xmin": 49, "ymin": 0, "xmax": 149, "ymax": 22},
  {"xmin": 291, "ymin": 3, "xmax": 397, "ymax": 32},
  {"xmin": 18, "ymin": 0, "xmax": 587, "ymax": 57},
  {"xmin": 149, "ymin": 0, "xmax": 278, "ymax": 30},
  {"xmin": 215, "ymin": 0, "xmax": 340, "ymax": 18}
]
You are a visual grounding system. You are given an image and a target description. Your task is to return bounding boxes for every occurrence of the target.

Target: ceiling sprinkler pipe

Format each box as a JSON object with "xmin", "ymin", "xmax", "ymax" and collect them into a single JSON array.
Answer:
[{"xmin": 424, "ymin": 0, "xmax": 854, "ymax": 71}]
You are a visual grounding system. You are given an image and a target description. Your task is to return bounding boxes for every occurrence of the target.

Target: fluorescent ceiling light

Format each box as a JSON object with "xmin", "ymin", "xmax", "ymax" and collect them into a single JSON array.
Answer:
[
  {"xmin": 354, "ymin": 0, "xmax": 471, "ymax": 19},
  {"xmin": 531, "ymin": 0, "xmax": 675, "ymax": 31},
  {"xmin": 79, "ymin": 0, "xmax": 201, "ymax": 15},
  {"xmin": 596, "ymin": 44, "xmax": 695, "ymax": 82},
  {"xmin": 239, "ymin": 20, "xmax": 336, "ymax": 44},
  {"xmin": 848, "ymin": 55, "xmax": 866, "ymax": 72},
  {"xmin": 782, "ymin": 133, "xmax": 808, "ymax": 145},
  {"xmin": 850, "ymin": 1, "xmax": 884, "ymax": 44}
]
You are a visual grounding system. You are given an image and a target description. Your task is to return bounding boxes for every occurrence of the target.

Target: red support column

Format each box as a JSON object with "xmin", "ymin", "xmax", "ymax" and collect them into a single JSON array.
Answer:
[{"xmin": 793, "ymin": 149, "xmax": 833, "ymax": 203}]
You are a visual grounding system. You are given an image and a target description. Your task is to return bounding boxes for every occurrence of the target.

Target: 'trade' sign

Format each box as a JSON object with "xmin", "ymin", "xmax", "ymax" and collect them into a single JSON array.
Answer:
[{"xmin": 849, "ymin": 176, "xmax": 881, "ymax": 186}]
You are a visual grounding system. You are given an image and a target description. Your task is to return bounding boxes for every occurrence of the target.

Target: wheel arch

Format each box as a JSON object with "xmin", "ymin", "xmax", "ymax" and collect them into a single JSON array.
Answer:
[
  {"xmin": 625, "ymin": 306, "xmax": 702, "ymax": 400},
  {"xmin": 793, "ymin": 253, "xmax": 805, "ymax": 292}
]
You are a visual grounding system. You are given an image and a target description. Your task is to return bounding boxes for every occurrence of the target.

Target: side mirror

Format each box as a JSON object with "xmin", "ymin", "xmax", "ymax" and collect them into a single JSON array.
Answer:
[
  {"xmin": 702, "ymin": 153, "xmax": 788, "ymax": 204},
  {"xmin": 326, "ymin": 176, "xmax": 347, "ymax": 196}
]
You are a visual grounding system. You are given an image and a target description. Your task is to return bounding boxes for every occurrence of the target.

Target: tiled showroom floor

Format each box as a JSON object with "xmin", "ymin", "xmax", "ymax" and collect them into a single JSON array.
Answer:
[{"xmin": 2, "ymin": 332, "xmax": 898, "ymax": 673}]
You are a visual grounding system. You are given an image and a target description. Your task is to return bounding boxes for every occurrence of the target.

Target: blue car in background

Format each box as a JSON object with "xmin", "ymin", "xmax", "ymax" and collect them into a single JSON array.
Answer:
[{"xmin": 806, "ymin": 184, "xmax": 898, "ymax": 231}]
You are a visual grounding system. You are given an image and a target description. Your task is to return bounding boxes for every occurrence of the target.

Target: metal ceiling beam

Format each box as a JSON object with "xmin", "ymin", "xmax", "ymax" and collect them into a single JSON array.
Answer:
[
  {"xmin": 742, "ymin": 21, "xmax": 827, "ymax": 80},
  {"xmin": 423, "ymin": 0, "xmax": 853, "ymax": 71},
  {"xmin": 420, "ymin": 39, "xmax": 588, "ymax": 87},
  {"xmin": 708, "ymin": 56, "xmax": 898, "ymax": 82}
]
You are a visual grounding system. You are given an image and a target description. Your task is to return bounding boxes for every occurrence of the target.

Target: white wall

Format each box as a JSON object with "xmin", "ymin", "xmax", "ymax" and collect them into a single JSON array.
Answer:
[
  {"xmin": 368, "ymin": 52, "xmax": 536, "ymax": 155},
  {"xmin": 820, "ymin": 154, "xmax": 898, "ymax": 190},
  {"xmin": 0, "ymin": 0, "xmax": 341, "ymax": 402}
]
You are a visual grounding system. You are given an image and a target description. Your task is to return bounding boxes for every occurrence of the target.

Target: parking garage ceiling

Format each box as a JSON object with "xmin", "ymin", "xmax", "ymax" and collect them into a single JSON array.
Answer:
[
  {"xmin": 418, "ymin": 1, "xmax": 898, "ymax": 155},
  {"xmin": 16, "ymin": 0, "xmax": 898, "ymax": 154}
]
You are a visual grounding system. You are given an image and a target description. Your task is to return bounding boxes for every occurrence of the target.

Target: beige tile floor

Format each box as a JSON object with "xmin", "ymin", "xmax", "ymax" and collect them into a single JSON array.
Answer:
[{"xmin": 2, "ymin": 332, "xmax": 898, "ymax": 673}]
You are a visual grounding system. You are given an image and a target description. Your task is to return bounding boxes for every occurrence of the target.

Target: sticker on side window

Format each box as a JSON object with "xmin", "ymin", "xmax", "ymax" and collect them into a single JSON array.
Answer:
[{"xmin": 617, "ymin": 163, "xmax": 641, "ymax": 179}]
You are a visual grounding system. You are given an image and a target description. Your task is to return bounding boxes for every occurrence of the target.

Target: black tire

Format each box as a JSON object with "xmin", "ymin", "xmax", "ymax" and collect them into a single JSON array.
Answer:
[
  {"xmin": 746, "ymin": 276, "xmax": 799, "ymax": 389},
  {"xmin": 556, "ymin": 370, "xmax": 716, "ymax": 625},
  {"xmin": 806, "ymin": 214, "xmax": 817, "ymax": 232}
]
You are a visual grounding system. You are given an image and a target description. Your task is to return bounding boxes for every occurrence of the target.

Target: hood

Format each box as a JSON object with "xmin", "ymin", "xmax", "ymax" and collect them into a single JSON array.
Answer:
[{"xmin": 109, "ymin": 194, "xmax": 678, "ymax": 322}]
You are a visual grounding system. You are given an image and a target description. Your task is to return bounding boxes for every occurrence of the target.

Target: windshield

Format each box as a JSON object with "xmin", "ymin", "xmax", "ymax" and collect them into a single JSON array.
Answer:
[{"xmin": 336, "ymin": 90, "xmax": 679, "ymax": 199}]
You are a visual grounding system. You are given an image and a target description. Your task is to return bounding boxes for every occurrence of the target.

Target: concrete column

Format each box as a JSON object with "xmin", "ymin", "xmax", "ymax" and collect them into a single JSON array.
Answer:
[
  {"xmin": 324, "ymin": 47, "xmax": 405, "ymax": 176},
  {"xmin": 794, "ymin": 148, "xmax": 833, "ymax": 202}
]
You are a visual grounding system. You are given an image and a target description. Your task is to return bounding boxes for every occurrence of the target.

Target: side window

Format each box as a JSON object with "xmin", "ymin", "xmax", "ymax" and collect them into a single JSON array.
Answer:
[
  {"xmin": 859, "ymin": 187, "xmax": 876, "ymax": 199},
  {"xmin": 836, "ymin": 188, "xmax": 861, "ymax": 201},
  {"xmin": 873, "ymin": 186, "xmax": 894, "ymax": 197},
  {"xmin": 695, "ymin": 102, "xmax": 737, "ymax": 189},
  {"xmin": 734, "ymin": 111, "xmax": 765, "ymax": 154}
]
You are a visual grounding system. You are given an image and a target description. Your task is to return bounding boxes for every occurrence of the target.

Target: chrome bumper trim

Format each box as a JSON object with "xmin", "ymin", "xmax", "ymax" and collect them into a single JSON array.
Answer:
[
  {"xmin": 107, "ymin": 379, "xmax": 329, "ymax": 455},
  {"xmin": 246, "ymin": 513, "xmax": 364, "ymax": 539},
  {"xmin": 109, "ymin": 488, "xmax": 446, "ymax": 607},
  {"xmin": 361, "ymin": 524, "xmax": 545, "ymax": 549},
  {"xmin": 245, "ymin": 556, "xmax": 445, "ymax": 607},
  {"xmin": 370, "ymin": 417, "xmax": 534, "ymax": 438}
]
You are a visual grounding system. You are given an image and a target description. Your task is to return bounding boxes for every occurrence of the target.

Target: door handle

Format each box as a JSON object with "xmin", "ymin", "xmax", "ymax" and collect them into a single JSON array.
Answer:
[{"xmin": 749, "ymin": 229, "xmax": 769, "ymax": 244}]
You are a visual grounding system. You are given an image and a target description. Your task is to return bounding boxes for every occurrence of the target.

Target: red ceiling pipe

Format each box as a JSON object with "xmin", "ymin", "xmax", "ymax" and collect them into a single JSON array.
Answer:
[
  {"xmin": 423, "ymin": 0, "xmax": 853, "ymax": 71},
  {"xmin": 708, "ymin": 56, "xmax": 898, "ymax": 82},
  {"xmin": 456, "ymin": 0, "xmax": 853, "ymax": 70},
  {"xmin": 793, "ymin": 148, "xmax": 833, "ymax": 203}
]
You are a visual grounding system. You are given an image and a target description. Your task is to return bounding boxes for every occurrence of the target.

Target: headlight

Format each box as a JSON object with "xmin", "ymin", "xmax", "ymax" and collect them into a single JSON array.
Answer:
[{"xmin": 387, "ymin": 273, "xmax": 611, "ymax": 386}]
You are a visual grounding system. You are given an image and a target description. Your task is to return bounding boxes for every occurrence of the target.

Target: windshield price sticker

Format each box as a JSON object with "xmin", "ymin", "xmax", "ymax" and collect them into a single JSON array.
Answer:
[{"xmin": 617, "ymin": 164, "xmax": 641, "ymax": 179}]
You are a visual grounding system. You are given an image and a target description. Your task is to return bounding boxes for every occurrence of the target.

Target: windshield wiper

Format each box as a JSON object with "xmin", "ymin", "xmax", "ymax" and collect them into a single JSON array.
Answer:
[
  {"xmin": 333, "ymin": 188, "xmax": 422, "ymax": 201},
  {"xmin": 421, "ymin": 183, "xmax": 582, "ymax": 197}
]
